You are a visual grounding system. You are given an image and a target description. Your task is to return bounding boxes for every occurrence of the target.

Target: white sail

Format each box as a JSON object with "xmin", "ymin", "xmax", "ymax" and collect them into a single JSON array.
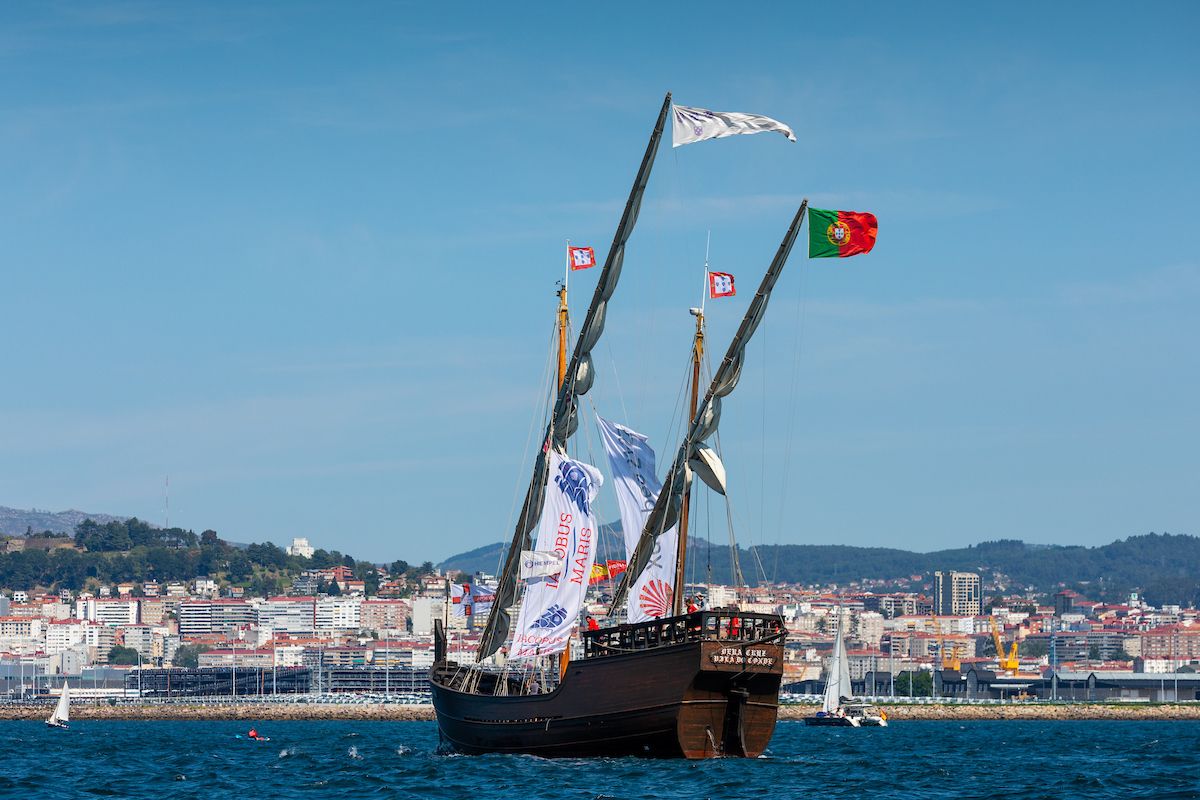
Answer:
[
  {"xmin": 822, "ymin": 613, "xmax": 850, "ymax": 714},
  {"xmin": 48, "ymin": 681, "xmax": 70, "ymax": 725}
]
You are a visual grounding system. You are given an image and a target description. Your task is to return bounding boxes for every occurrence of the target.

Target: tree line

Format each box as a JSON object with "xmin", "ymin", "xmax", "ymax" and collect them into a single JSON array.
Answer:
[{"xmin": 0, "ymin": 518, "xmax": 428, "ymax": 596}]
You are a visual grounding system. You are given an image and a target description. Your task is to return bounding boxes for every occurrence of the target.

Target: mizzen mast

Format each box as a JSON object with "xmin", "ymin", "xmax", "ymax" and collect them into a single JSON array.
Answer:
[
  {"xmin": 673, "ymin": 307, "xmax": 703, "ymax": 615},
  {"xmin": 556, "ymin": 281, "xmax": 569, "ymax": 389}
]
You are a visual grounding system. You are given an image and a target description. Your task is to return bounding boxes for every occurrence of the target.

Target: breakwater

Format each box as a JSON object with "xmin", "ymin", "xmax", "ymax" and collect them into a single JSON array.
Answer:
[{"xmin": 3, "ymin": 702, "xmax": 1199, "ymax": 721}]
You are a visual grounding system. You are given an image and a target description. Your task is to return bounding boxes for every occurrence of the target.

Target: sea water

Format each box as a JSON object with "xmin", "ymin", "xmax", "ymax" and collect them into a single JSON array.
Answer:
[{"xmin": 1, "ymin": 719, "xmax": 1197, "ymax": 799}]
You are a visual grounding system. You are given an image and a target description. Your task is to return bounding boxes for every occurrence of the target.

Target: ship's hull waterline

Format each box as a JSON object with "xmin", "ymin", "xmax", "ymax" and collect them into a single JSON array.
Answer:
[{"xmin": 432, "ymin": 611, "xmax": 785, "ymax": 759}]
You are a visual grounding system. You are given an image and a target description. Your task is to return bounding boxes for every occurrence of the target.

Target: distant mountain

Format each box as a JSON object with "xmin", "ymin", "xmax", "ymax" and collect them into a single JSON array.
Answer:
[
  {"xmin": 440, "ymin": 530, "xmax": 1200, "ymax": 605},
  {"xmin": 0, "ymin": 505, "xmax": 128, "ymax": 537},
  {"xmin": 439, "ymin": 523, "xmax": 626, "ymax": 577}
]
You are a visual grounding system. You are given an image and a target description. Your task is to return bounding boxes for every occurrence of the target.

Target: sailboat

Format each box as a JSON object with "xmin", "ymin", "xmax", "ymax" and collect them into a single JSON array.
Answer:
[
  {"xmin": 804, "ymin": 609, "xmax": 887, "ymax": 728},
  {"xmin": 46, "ymin": 681, "xmax": 70, "ymax": 729},
  {"xmin": 805, "ymin": 610, "xmax": 857, "ymax": 726},
  {"xmin": 430, "ymin": 92, "xmax": 804, "ymax": 759}
]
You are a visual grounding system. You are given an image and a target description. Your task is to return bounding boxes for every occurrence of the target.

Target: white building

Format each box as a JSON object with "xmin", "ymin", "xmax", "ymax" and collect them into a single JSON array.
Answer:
[
  {"xmin": 178, "ymin": 599, "xmax": 254, "ymax": 637},
  {"xmin": 256, "ymin": 597, "xmax": 316, "ymax": 637},
  {"xmin": 316, "ymin": 597, "xmax": 362, "ymax": 632},
  {"xmin": 286, "ymin": 537, "xmax": 315, "ymax": 558},
  {"xmin": 74, "ymin": 598, "xmax": 139, "ymax": 627},
  {"xmin": 46, "ymin": 619, "xmax": 88, "ymax": 654},
  {"xmin": 855, "ymin": 611, "xmax": 885, "ymax": 647},
  {"xmin": 410, "ymin": 598, "xmax": 443, "ymax": 636}
]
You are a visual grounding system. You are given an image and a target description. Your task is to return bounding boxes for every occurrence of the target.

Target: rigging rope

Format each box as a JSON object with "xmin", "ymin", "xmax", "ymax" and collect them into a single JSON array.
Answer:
[
  {"xmin": 771, "ymin": 256, "xmax": 811, "ymax": 584},
  {"xmin": 495, "ymin": 318, "xmax": 563, "ymax": 580}
]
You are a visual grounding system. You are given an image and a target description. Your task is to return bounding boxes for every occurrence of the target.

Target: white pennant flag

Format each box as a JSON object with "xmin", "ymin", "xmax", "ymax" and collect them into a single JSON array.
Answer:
[
  {"xmin": 672, "ymin": 104, "xmax": 796, "ymax": 148},
  {"xmin": 510, "ymin": 451, "xmax": 604, "ymax": 659},
  {"xmin": 596, "ymin": 415, "xmax": 679, "ymax": 623}
]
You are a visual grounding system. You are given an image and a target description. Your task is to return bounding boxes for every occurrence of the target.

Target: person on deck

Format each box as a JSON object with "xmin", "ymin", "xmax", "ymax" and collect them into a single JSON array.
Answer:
[
  {"xmin": 686, "ymin": 597, "xmax": 699, "ymax": 614},
  {"xmin": 586, "ymin": 615, "xmax": 600, "ymax": 631}
]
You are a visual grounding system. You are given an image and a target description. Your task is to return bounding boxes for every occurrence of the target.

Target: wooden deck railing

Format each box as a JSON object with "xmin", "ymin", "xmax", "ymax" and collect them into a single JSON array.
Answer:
[{"xmin": 581, "ymin": 610, "xmax": 785, "ymax": 658}]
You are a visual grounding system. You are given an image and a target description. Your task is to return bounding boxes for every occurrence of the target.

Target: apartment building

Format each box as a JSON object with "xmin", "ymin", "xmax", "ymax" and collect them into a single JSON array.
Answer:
[
  {"xmin": 315, "ymin": 597, "xmax": 362, "ymax": 632},
  {"xmin": 934, "ymin": 571, "xmax": 981, "ymax": 616}
]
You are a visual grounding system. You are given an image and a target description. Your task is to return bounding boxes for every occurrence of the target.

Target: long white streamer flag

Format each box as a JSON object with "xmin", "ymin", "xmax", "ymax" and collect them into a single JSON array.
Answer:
[
  {"xmin": 596, "ymin": 415, "xmax": 679, "ymax": 623},
  {"xmin": 672, "ymin": 104, "xmax": 796, "ymax": 148},
  {"xmin": 510, "ymin": 451, "xmax": 604, "ymax": 659}
]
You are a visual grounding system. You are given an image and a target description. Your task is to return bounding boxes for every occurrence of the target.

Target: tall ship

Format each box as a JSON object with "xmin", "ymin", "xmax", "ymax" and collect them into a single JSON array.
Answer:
[{"xmin": 430, "ymin": 93, "xmax": 809, "ymax": 759}]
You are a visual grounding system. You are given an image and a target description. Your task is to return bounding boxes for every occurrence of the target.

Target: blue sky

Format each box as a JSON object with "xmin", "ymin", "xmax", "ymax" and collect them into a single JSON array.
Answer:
[{"xmin": 1, "ymin": 2, "xmax": 1196, "ymax": 564}]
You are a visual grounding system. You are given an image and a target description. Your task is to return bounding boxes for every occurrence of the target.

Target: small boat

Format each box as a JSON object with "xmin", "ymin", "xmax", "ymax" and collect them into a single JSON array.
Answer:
[
  {"xmin": 804, "ymin": 610, "xmax": 858, "ymax": 727},
  {"xmin": 45, "ymin": 681, "xmax": 70, "ymax": 729},
  {"xmin": 844, "ymin": 702, "xmax": 888, "ymax": 727}
]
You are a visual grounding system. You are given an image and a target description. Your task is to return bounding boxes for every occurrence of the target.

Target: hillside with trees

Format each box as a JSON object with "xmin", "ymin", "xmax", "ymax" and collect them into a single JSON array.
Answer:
[
  {"xmin": 441, "ymin": 530, "xmax": 1200, "ymax": 605},
  {"xmin": 0, "ymin": 518, "xmax": 405, "ymax": 596}
]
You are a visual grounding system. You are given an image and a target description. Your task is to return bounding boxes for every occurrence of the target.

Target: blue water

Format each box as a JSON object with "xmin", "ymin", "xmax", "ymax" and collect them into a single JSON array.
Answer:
[{"xmin": 1, "ymin": 720, "xmax": 1198, "ymax": 799}]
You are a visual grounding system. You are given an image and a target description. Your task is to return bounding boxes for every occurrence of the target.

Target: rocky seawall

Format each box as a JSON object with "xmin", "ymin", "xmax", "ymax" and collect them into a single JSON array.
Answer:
[{"xmin": 3, "ymin": 702, "xmax": 1200, "ymax": 722}]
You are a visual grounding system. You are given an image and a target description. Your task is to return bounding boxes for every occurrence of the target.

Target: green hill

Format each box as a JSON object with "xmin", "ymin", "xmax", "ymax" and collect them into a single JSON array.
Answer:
[{"xmin": 441, "ymin": 530, "xmax": 1200, "ymax": 606}]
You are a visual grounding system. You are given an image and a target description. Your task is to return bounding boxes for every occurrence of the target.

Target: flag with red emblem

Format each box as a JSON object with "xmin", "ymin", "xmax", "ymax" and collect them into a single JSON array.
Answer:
[
  {"xmin": 709, "ymin": 271, "xmax": 735, "ymax": 298},
  {"xmin": 568, "ymin": 245, "xmax": 596, "ymax": 270}
]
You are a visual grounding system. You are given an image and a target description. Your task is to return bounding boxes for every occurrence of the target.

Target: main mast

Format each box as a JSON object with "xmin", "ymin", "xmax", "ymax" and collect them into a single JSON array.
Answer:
[
  {"xmin": 673, "ymin": 308, "xmax": 704, "ymax": 615},
  {"xmin": 475, "ymin": 92, "xmax": 673, "ymax": 661},
  {"xmin": 557, "ymin": 282, "xmax": 569, "ymax": 388}
]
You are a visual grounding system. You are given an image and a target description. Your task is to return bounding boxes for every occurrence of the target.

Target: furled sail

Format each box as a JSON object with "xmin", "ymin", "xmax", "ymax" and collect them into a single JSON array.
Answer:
[
  {"xmin": 609, "ymin": 200, "xmax": 808, "ymax": 616},
  {"xmin": 476, "ymin": 93, "xmax": 673, "ymax": 661}
]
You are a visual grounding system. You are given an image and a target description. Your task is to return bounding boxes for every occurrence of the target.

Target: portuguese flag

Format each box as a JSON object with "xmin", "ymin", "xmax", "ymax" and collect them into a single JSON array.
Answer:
[{"xmin": 808, "ymin": 208, "xmax": 878, "ymax": 258}]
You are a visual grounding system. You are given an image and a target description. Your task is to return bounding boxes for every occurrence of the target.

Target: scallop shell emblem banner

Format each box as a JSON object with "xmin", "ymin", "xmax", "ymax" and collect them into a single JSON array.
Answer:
[{"xmin": 596, "ymin": 415, "xmax": 679, "ymax": 623}]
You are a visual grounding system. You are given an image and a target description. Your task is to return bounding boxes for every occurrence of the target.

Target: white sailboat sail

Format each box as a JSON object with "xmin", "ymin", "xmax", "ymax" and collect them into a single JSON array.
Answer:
[
  {"xmin": 596, "ymin": 415, "xmax": 678, "ymax": 622},
  {"xmin": 48, "ymin": 681, "xmax": 70, "ymax": 726},
  {"xmin": 822, "ymin": 613, "xmax": 851, "ymax": 714}
]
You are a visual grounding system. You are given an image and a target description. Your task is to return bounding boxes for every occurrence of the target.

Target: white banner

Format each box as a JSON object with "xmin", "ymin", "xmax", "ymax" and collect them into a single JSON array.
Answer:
[
  {"xmin": 510, "ymin": 451, "xmax": 604, "ymax": 659},
  {"xmin": 596, "ymin": 415, "xmax": 678, "ymax": 623},
  {"xmin": 519, "ymin": 550, "xmax": 565, "ymax": 580},
  {"xmin": 672, "ymin": 104, "xmax": 796, "ymax": 148}
]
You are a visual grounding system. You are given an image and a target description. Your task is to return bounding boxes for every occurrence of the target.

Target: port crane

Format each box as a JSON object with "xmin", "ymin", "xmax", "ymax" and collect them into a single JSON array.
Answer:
[
  {"xmin": 928, "ymin": 614, "xmax": 963, "ymax": 671},
  {"xmin": 990, "ymin": 616, "xmax": 1020, "ymax": 673}
]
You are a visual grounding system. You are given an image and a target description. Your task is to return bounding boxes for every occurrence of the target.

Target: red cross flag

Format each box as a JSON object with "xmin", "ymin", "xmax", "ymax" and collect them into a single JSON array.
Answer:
[
  {"xmin": 709, "ymin": 271, "xmax": 736, "ymax": 298},
  {"xmin": 568, "ymin": 245, "xmax": 596, "ymax": 271}
]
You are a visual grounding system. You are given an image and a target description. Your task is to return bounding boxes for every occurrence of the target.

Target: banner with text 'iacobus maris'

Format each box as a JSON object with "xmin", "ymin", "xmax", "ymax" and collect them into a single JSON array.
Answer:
[{"xmin": 510, "ymin": 450, "xmax": 604, "ymax": 659}]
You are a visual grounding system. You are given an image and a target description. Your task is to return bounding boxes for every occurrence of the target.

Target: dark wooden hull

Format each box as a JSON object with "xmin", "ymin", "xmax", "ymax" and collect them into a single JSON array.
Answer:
[{"xmin": 432, "ymin": 620, "xmax": 784, "ymax": 759}]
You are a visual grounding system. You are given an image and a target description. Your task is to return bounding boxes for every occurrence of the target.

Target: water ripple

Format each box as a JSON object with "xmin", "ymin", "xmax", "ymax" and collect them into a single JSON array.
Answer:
[{"xmin": 2, "ymin": 719, "xmax": 1199, "ymax": 799}]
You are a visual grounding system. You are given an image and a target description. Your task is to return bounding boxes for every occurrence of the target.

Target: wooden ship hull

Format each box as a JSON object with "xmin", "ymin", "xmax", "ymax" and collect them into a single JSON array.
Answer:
[{"xmin": 431, "ymin": 610, "xmax": 785, "ymax": 759}]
